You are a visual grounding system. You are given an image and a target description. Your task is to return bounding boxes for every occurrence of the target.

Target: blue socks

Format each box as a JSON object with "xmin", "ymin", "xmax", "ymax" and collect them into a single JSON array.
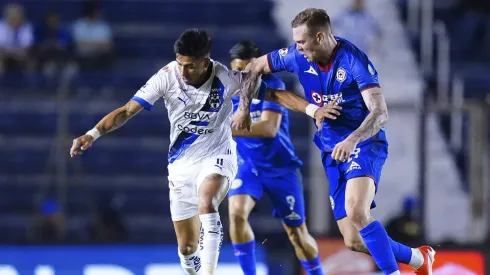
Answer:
[
  {"xmin": 233, "ymin": 240, "xmax": 324, "ymax": 275},
  {"xmin": 232, "ymin": 240, "xmax": 256, "ymax": 275},
  {"xmin": 389, "ymin": 238, "xmax": 412, "ymax": 265},
  {"xmin": 359, "ymin": 220, "xmax": 399, "ymax": 274},
  {"xmin": 299, "ymin": 255, "xmax": 323, "ymax": 275}
]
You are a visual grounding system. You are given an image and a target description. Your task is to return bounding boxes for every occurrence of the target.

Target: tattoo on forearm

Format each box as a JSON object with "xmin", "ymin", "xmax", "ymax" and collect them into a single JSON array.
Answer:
[
  {"xmin": 238, "ymin": 71, "xmax": 260, "ymax": 111},
  {"xmin": 99, "ymin": 106, "xmax": 134, "ymax": 135},
  {"xmin": 349, "ymin": 90, "xmax": 388, "ymax": 143}
]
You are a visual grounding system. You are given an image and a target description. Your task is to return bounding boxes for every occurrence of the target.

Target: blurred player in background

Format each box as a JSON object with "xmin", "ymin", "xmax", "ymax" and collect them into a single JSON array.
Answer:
[
  {"xmin": 227, "ymin": 41, "xmax": 324, "ymax": 275},
  {"xmin": 69, "ymin": 29, "xmax": 335, "ymax": 275},
  {"xmin": 233, "ymin": 8, "xmax": 435, "ymax": 275}
]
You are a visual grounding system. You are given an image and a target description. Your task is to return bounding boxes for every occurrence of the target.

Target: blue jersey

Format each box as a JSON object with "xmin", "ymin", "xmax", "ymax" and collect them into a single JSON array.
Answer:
[
  {"xmin": 232, "ymin": 74, "xmax": 302, "ymax": 177},
  {"xmin": 267, "ymin": 37, "xmax": 388, "ymax": 151}
]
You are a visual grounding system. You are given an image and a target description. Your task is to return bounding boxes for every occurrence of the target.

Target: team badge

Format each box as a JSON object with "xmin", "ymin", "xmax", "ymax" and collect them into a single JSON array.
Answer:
[
  {"xmin": 209, "ymin": 93, "xmax": 221, "ymax": 109},
  {"xmin": 368, "ymin": 64, "xmax": 375, "ymax": 75},
  {"xmin": 161, "ymin": 66, "xmax": 169, "ymax": 72},
  {"xmin": 336, "ymin": 68, "xmax": 347, "ymax": 82},
  {"xmin": 311, "ymin": 91, "xmax": 322, "ymax": 105},
  {"xmin": 279, "ymin": 48, "xmax": 288, "ymax": 57}
]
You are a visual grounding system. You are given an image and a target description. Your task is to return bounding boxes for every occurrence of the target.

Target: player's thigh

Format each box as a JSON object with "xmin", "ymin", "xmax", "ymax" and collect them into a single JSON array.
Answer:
[
  {"xmin": 322, "ymin": 152, "xmax": 348, "ymax": 220},
  {"xmin": 173, "ymin": 215, "xmax": 201, "ymax": 254},
  {"xmin": 265, "ymin": 169, "xmax": 306, "ymax": 227},
  {"xmin": 228, "ymin": 170, "xmax": 262, "ymax": 219},
  {"xmin": 168, "ymin": 163, "xmax": 200, "ymax": 222},
  {"xmin": 342, "ymin": 141, "xmax": 388, "ymax": 215},
  {"xmin": 345, "ymin": 177, "xmax": 376, "ymax": 215},
  {"xmin": 196, "ymin": 154, "xmax": 238, "ymax": 210}
]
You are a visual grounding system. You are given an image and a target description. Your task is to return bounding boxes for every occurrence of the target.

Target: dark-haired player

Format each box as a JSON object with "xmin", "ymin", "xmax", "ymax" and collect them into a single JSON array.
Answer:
[
  {"xmin": 233, "ymin": 8, "xmax": 435, "ymax": 275},
  {"xmin": 69, "ymin": 29, "xmax": 336, "ymax": 275},
  {"xmin": 228, "ymin": 41, "xmax": 324, "ymax": 275}
]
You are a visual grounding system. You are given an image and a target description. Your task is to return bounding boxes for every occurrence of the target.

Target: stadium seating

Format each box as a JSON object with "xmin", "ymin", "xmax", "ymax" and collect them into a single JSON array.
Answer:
[{"xmin": 0, "ymin": 0, "xmax": 313, "ymax": 243}]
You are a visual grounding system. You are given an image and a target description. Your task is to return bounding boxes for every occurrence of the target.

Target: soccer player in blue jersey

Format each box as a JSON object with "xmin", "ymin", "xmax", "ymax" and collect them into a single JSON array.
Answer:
[
  {"xmin": 232, "ymin": 8, "xmax": 435, "ymax": 275},
  {"xmin": 227, "ymin": 41, "xmax": 324, "ymax": 275}
]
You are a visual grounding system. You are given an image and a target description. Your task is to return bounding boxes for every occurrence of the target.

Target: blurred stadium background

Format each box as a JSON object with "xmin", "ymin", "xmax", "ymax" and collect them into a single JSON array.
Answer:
[{"xmin": 0, "ymin": 0, "xmax": 489, "ymax": 274}]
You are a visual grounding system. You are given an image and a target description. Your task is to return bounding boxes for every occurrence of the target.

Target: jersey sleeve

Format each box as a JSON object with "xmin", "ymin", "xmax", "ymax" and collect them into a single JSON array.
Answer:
[
  {"xmin": 264, "ymin": 75, "xmax": 286, "ymax": 90},
  {"xmin": 262, "ymin": 100, "xmax": 285, "ymax": 114},
  {"xmin": 350, "ymin": 54, "xmax": 381, "ymax": 92},
  {"xmin": 267, "ymin": 44, "xmax": 299, "ymax": 73},
  {"xmin": 131, "ymin": 69, "xmax": 170, "ymax": 110}
]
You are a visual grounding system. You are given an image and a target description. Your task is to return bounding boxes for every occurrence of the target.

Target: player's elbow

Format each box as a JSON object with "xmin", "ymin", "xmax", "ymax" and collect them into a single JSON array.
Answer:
[
  {"xmin": 374, "ymin": 108, "xmax": 389, "ymax": 126},
  {"xmin": 265, "ymin": 122, "xmax": 280, "ymax": 138}
]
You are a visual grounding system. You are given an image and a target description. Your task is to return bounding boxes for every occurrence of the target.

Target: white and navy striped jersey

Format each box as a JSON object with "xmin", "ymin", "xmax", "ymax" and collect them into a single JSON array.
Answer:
[{"xmin": 132, "ymin": 60, "xmax": 265, "ymax": 164}]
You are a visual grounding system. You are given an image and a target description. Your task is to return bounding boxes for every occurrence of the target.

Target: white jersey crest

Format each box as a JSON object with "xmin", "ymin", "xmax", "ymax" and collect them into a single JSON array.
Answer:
[{"xmin": 132, "ymin": 60, "xmax": 261, "ymax": 164}]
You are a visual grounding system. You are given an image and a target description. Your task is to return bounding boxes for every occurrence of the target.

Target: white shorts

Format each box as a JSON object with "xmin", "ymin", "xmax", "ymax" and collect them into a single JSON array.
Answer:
[{"xmin": 168, "ymin": 153, "xmax": 238, "ymax": 221}]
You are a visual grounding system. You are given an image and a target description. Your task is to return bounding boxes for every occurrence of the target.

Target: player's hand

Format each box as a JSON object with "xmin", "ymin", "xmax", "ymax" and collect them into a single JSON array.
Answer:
[
  {"xmin": 313, "ymin": 101, "xmax": 342, "ymax": 130},
  {"xmin": 232, "ymin": 109, "xmax": 252, "ymax": 131},
  {"xmin": 332, "ymin": 138, "xmax": 357, "ymax": 162},
  {"xmin": 70, "ymin": 135, "xmax": 94, "ymax": 157}
]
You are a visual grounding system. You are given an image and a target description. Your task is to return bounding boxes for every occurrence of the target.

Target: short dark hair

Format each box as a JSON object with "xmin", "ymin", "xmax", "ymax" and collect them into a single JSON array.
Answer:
[
  {"xmin": 229, "ymin": 41, "xmax": 262, "ymax": 60},
  {"xmin": 291, "ymin": 8, "xmax": 331, "ymax": 32},
  {"xmin": 174, "ymin": 28, "xmax": 212, "ymax": 58}
]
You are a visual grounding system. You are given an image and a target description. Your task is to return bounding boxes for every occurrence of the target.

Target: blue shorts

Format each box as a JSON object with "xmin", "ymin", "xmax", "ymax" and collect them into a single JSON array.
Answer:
[
  {"xmin": 322, "ymin": 141, "xmax": 388, "ymax": 220},
  {"xmin": 228, "ymin": 168, "xmax": 305, "ymax": 227}
]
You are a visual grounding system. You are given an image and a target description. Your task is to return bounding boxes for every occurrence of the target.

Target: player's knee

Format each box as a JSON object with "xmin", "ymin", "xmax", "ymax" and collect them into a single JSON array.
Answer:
[
  {"xmin": 178, "ymin": 242, "xmax": 199, "ymax": 255},
  {"xmin": 345, "ymin": 198, "xmax": 370, "ymax": 226},
  {"xmin": 344, "ymin": 237, "xmax": 365, "ymax": 252},
  {"xmin": 285, "ymin": 224, "xmax": 309, "ymax": 249},
  {"xmin": 198, "ymin": 197, "xmax": 218, "ymax": 214},
  {"xmin": 229, "ymin": 206, "xmax": 249, "ymax": 226}
]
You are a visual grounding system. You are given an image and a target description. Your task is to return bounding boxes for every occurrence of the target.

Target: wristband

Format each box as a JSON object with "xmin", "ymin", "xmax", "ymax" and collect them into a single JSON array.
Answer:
[
  {"xmin": 86, "ymin": 128, "xmax": 101, "ymax": 141},
  {"xmin": 305, "ymin": 104, "xmax": 320, "ymax": 118}
]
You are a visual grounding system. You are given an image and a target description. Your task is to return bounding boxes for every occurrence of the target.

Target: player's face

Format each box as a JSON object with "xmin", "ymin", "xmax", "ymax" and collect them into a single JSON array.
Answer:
[
  {"xmin": 293, "ymin": 25, "xmax": 323, "ymax": 62},
  {"xmin": 176, "ymin": 54, "xmax": 210, "ymax": 85},
  {"xmin": 230, "ymin": 58, "xmax": 251, "ymax": 71}
]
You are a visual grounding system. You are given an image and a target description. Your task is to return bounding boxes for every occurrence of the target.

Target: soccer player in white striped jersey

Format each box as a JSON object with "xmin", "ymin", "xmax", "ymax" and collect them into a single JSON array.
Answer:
[{"xmin": 70, "ymin": 28, "xmax": 338, "ymax": 275}]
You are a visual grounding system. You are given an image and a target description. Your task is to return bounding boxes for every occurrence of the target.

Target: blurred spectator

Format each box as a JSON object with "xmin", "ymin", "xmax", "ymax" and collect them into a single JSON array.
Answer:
[
  {"xmin": 385, "ymin": 196, "xmax": 423, "ymax": 246},
  {"xmin": 73, "ymin": 1, "xmax": 113, "ymax": 70},
  {"xmin": 0, "ymin": 3, "xmax": 33, "ymax": 74},
  {"xmin": 333, "ymin": 0, "xmax": 381, "ymax": 55},
  {"xmin": 33, "ymin": 10, "xmax": 72, "ymax": 75},
  {"xmin": 30, "ymin": 198, "xmax": 66, "ymax": 243},
  {"xmin": 88, "ymin": 195, "xmax": 128, "ymax": 242},
  {"xmin": 452, "ymin": 0, "xmax": 490, "ymax": 60}
]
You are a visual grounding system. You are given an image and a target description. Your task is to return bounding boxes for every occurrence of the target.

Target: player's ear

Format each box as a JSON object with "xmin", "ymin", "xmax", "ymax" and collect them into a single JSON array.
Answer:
[
  {"xmin": 316, "ymin": 32, "xmax": 325, "ymax": 43},
  {"xmin": 202, "ymin": 57, "xmax": 211, "ymax": 68}
]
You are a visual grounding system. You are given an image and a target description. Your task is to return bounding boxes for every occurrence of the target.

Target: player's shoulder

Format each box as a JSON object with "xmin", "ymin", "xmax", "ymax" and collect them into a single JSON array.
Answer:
[
  {"xmin": 213, "ymin": 60, "xmax": 242, "ymax": 84},
  {"xmin": 336, "ymin": 36, "xmax": 370, "ymax": 65}
]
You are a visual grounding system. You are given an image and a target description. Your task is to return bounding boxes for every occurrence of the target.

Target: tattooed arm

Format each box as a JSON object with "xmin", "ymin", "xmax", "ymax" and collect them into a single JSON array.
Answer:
[
  {"xmin": 70, "ymin": 68, "xmax": 168, "ymax": 157},
  {"xmin": 237, "ymin": 55, "xmax": 272, "ymax": 111},
  {"xmin": 69, "ymin": 101, "xmax": 144, "ymax": 157},
  {"xmin": 95, "ymin": 100, "xmax": 143, "ymax": 135},
  {"xmin": 347, "ymin": 87, "xmax": 388, "ymax": 143}
]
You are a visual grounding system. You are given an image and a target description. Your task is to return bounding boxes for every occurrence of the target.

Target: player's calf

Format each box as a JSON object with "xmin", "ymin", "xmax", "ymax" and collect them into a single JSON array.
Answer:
[
  {"xmin": 345, "ymin": 177, "xmax": 400, "ymax": 275},
  {"xmin": 338, "ymin": 216, "xmax": 427, "ymax": 271},
  {"xmin": 173, "ymin": 217, "xmax": 202, "ymax": 275},
  {"xmin": 229, "ymin": 194, "xmax": 257, "ymax": 275},
  {"xmin": 197, "ymin": 173, "xmax": 229, "ymax": 275},
  {"xmin": 283, "ymin": 223, "xmax": 323, "ymax": 275}
]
